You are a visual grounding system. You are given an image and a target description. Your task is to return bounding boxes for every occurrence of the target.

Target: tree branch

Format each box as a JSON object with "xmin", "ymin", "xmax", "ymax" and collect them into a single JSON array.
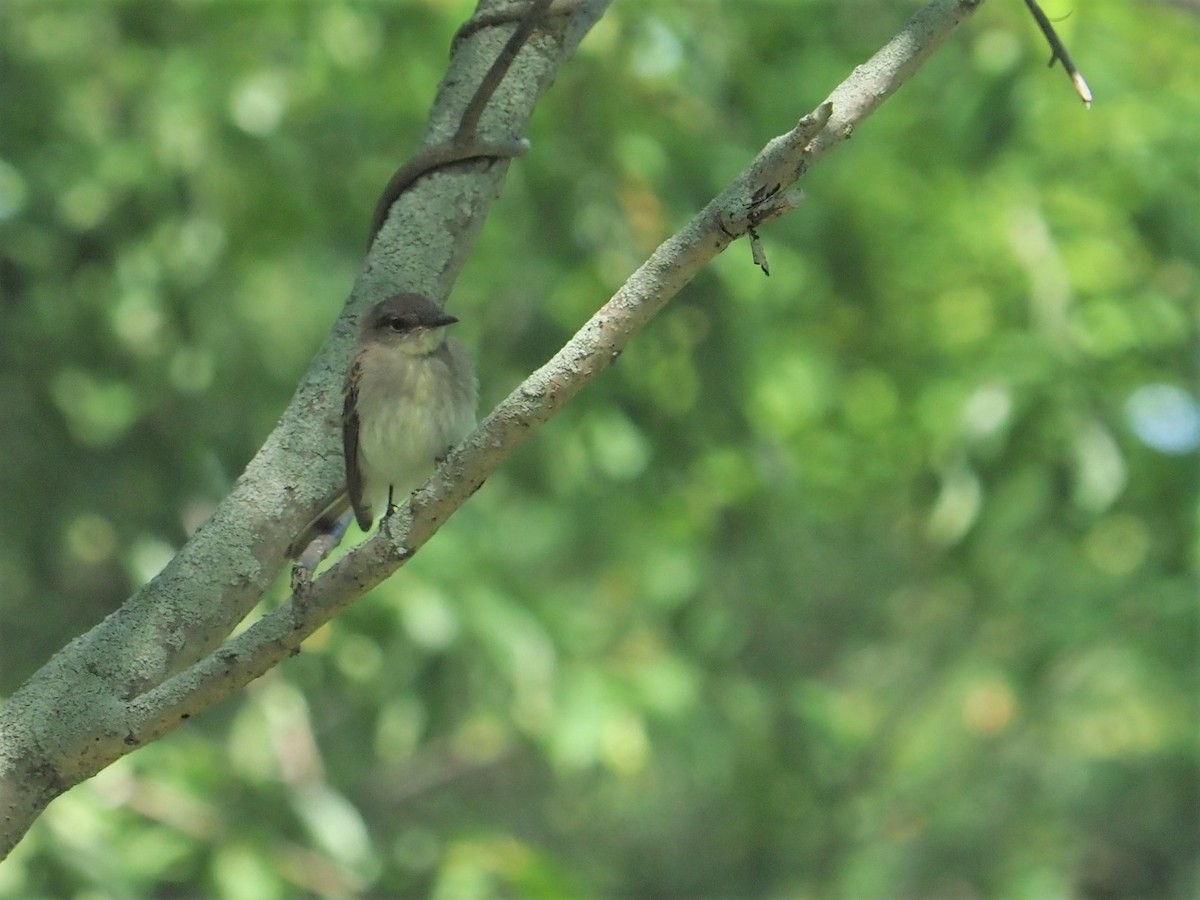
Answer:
[
  {"xmin": 1022, "ymin": 0, "xmax": 1093, "ymax": 107},
  {"xmin": 0, "ymin": 0, "xmax": 611, "ymax": 858},
  {"xmin": 0, "ymin": 0, "xmax": 989, "ymax": 858},
  {"xmin": 127, "ymin": 0, "xmax": 989, "ymax": 790}
]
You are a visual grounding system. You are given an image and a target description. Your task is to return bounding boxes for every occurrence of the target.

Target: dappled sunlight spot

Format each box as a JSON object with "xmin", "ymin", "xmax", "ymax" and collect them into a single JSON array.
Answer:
[
  {"xmin": 229, "ymin": 71, "xmax": 289, "ymax": 137},
  {"xmin": 91, "ymin": 759, "xmax": 223, "ymax": 843},
  {"xmin": 549, "ymin": 671, "xmax": 613, "ymax": 770},
  {"xmin": 318, "ymin": 6, "xmax": 382, "ymax": 69},
  {"xmin": 0, "ymin": 158, "xmax": 28, "ymax": 220},
  {"xmin": 1083, "ymin": 514, "xmax": 1149, "ymax": 577},
  {"xmin": 509, "ymin": 633, "xmax": 556, "ymax": 736},
  {"xmin": 65, "ymin": 512, "xmax": 117, "ymax": 565},
  {"xmin": 1057, "ymin": 218, "xmax": 1145, "ymax": 301},
  {"xmin": 640, "ymin": 546, "xmax": 702, "ymax": 610},
  {"xmin": 630, "ymin": 18, "xmax": 684, "ymax": 79},
  {"xmin": 398, "ymin": 586, "xmax": 459, "ymax": 650},
  {"xmin": 334, "ymin": 633, "xmax": 383, "ymax": 684},
  {"xmin": 437, "ymin": 835, "xmax": 536, "ymax": 898},
  {"xmin": 585, "ymin": 409, "xmax": 651, "ymax": 481},
  {"xmin": 40, "ymin": 773, "xmax": 133, "ymax": 875},
  {"xmin": 250, "ymin": 676, "xmax": 324, "ymax": 784},
  {"xmin": 1070, "ymin": 419, "xmax": 1126, "ymax": 513},
  {"xmin": 1009, "ymin": 202, "xmax": 1071, "ymax": 342},
  {"xmin": 228, "ymin": 701, "xmax": 277, "ymax": 784},
  {"xmin": 167, "ymin": 216, "xmax": 227, "ymax": 285},
  {"xmin": 291, "ymin": 782, "xmax": 372, "ymax": 868},
  {"xmin": 961, "ymin": 381, "xmax": 1013, "ymax": 441},
  {"xmin": 792, "ymin": 680, "xmax": 880, "ymax": 748},
  {"xmin": 110, "ymin": 289, "xmax": 166, "ymax": 357},
  {"xmin": 212, "ymin": 844, "xmax": 285, "ymax": 900},
  {"xmin": 971, "ymin": 27, "xmax": 1021, "ymax": 75},
  {"xmin": 576, "ymin": 4, "xmax": 619, "ymax": 56},
  {"xmin": 59, "ymin": 179, "xmax": 111, "ymax": 230},
  {"xmin": 84, "ymin": 761, "xmax": 136, "ymax": 808},
  {"xmin": 627, "ymin": 652, "xmax": 700, "ymax": 719},
  {"xmin": 1050, "ymin": 648, "xmax": 1178, "ymax": 758},
  {"xmin": 51, "ymin": 368, "xmax": 140, "ymax": 447},
  {"xmin": 925, "ymin": 463, "xmax": 982, "ymax": 547},
  {"xmin": 601, "ymin": 711, "xmax": 650, "ymax": 777},
  {"xmin": 461, "ymin": 590, "xmax": 557, "ymax": 726},
  {"xmin": 513, "ymin": 682, "xmax": 555, "ymax": 737},
  {"xmin": 961, "ymin": 677, "xmax": 1016, "ymax": 736},
  {"xmin": 1125, "ymin": 383, "xmax": 1200, "ymax": 455},
  {"xmin": 1070, "ymin": 702, "xmax": 1169, "ymax": 760},
  {"xmin": 151, "ymin": 102, "xmax": 208, "ymax": 172},
  {"xmin": 933, "ymin": 287, "xmax": 995, "ymax": 350},
  {"xmin": 374, "ymin": 699, "xmax": 426, "ymax": 763}
]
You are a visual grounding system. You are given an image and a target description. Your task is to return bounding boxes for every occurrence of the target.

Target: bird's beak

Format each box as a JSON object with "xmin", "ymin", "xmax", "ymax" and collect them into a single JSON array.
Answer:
[{"xmin": 433, "ymin": 313, "xmax": 459, "ymax": 328}]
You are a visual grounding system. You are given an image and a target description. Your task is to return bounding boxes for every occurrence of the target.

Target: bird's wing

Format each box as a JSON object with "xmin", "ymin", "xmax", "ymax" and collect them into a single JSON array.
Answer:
[{"xmin": 343, "ymin": 357, "xmax": 372, "ymax": 531}]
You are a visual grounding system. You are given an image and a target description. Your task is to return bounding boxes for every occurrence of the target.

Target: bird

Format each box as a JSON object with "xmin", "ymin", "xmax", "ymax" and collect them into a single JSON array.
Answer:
[{"xmin": 289, "ymin": 293, "xmax": 477, "ymax": 559}]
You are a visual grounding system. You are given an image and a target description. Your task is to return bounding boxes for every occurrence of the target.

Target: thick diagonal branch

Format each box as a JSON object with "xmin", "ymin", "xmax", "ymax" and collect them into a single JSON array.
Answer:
[
  {"xmin": 119, "ymin": 0, "xmax": 991, "ymax": 760},
  {"xmin": 0, "ymin": 0, "xmax": 612, "ymax": 859},
  {"xmin": 0, "ymin": 0, "xmax": 990, "ymax": 860}
]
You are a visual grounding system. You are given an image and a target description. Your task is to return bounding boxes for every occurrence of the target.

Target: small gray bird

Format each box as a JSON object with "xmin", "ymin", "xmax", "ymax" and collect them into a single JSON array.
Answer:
[{"xmin": 290, "ymin": 293, "xmax": 477, "ymax": 558}]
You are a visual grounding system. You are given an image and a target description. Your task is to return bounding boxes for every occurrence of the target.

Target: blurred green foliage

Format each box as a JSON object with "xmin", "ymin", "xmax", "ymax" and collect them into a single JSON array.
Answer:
[{"xmin": 1, "ymin": 0, "xmax": 1197, "ymax": 897}]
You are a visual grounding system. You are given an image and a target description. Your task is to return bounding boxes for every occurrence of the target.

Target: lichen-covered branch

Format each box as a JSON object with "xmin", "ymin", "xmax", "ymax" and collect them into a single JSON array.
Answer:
[
  {"xmin": 0, "ymin": 0, "xmax": 988, "ymax": 859},
  {"xmin": 122, "ymin": 0, "xmax": 990, "ymax": 777},
  {"xmin": 0, "ymin": 0, "xmax": 612, "ymax": 858}
]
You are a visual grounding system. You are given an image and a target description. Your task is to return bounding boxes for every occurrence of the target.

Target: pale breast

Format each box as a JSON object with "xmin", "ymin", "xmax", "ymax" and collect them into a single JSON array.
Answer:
[{"xmin": 353, "ymin": 340, "xmax": 477, "ymax": 511}]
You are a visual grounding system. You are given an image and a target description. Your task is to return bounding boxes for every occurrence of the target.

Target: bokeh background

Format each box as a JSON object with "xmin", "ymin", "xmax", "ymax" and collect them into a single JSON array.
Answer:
[{"xmin": 1, "ymin": 1, "xmax": 1197, "ymax": 897}]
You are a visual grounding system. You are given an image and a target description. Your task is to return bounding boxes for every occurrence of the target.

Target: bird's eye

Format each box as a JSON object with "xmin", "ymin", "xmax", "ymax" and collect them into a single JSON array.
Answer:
[{"xmin": 386, "ymin": 317, "xmax": 407, "ymax": 331}]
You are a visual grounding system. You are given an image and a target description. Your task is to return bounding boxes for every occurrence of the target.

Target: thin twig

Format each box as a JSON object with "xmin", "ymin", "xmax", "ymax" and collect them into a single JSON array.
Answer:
[{"xmin": 1022, "ymin": 0, "xmax": 1093, "ymax": 107}]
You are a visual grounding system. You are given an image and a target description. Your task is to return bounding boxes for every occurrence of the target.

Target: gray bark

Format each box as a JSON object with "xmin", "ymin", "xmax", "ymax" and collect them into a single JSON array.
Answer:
[{"xmin": 0, "ymin": 0, "xmax": 987, "ymax": 859}]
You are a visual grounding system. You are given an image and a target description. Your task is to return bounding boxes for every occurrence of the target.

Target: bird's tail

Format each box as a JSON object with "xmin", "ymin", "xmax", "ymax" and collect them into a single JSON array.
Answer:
[{"xmin": 288, "ymin": 491, "xmax": 353, "ymax": 561}]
